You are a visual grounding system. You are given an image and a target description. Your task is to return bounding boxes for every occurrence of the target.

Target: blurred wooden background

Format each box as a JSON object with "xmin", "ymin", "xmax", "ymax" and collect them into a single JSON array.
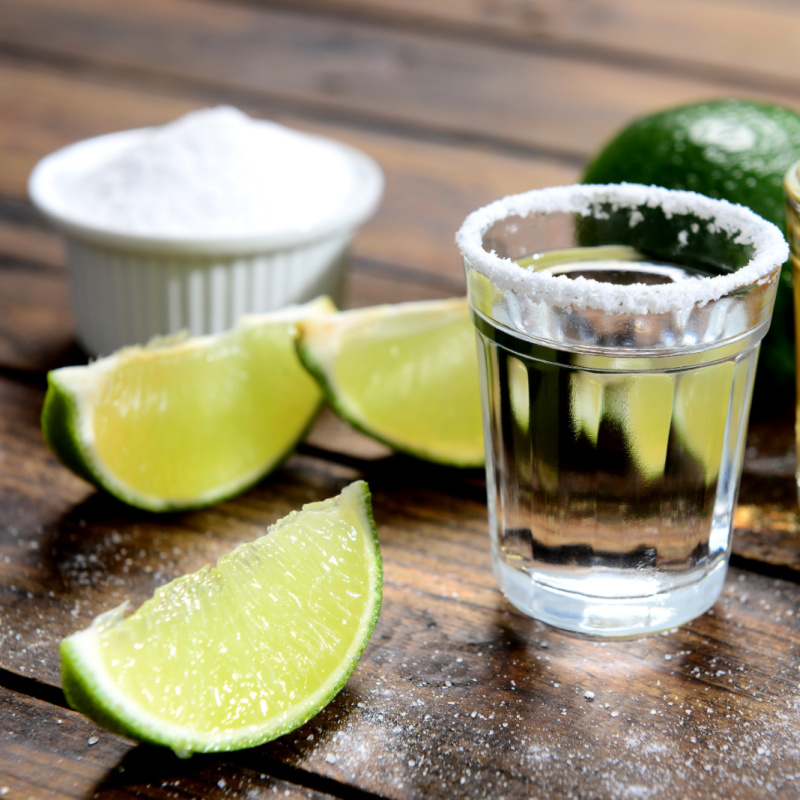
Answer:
[{"xmin": 3, "ymin": 1, "xmax": 800, "ymax": 798}]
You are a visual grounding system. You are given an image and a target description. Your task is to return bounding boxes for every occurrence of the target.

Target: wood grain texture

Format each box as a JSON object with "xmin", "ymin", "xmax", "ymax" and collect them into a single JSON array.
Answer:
[
  {"xmin": 268, "ymin": 0, "xmax": 800, "ymax": 90},
  {"xmin": 3, "ymin": 0, "xmax": 800, "ymax": 797},
  {"xmin": 2, "ymin": 374, "xmax": 800, "ymax": 799},
  {"xmin": 1, "ymin": 688, "xmax": 342, "ymax": 799},
  {"xmin": 2, "ymin": 0, "xmax": 800, "ymax": 163}
]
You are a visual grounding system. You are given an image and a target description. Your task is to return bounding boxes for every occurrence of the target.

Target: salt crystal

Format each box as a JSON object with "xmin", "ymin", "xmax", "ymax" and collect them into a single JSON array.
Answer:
[
  {"xmin": 584, "ymin": 691, "xmax": 595, "ymax": 701},
  {"xmin": 325, "ymin": 754, "xmax": 337, "ymax": 764}
]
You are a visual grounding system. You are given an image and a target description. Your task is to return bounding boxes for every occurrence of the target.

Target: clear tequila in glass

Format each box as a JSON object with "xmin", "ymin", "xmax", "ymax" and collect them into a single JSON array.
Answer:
[
  {"xmin": 458, "ymin": 184, "xmax": 786, "ymax": 636},
  {"xmin": 475, "ymin": 247, "xmax": 756, "ymax": 634}
]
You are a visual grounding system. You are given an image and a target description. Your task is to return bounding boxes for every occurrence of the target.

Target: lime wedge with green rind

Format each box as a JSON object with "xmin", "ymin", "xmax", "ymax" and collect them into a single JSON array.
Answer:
[
  {"xmin": 296, "ymin": 298, "xmax": 484, "ymax": 467},
  {"xmin": 42, "ymin": 297, "xmax": 334, "ymax": 512},
  {"xmin": 60, "ymin": 481, "xmax": 382, "ymax": 757}
]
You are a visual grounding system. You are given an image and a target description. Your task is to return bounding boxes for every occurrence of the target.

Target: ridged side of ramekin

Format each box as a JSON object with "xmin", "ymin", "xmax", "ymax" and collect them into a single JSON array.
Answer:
[{"xmin": 65, "ymin": 232, "xmax": 349, "ymax": 356}]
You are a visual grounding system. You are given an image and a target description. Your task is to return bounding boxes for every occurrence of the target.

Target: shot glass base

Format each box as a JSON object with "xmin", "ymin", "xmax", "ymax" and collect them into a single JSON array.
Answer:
[{"xmin": 495, "ymin": 557, "xmax": 729, "ymax": 638}]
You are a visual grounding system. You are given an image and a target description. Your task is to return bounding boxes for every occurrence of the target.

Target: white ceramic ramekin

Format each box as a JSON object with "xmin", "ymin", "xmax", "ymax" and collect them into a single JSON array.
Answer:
[{"xmin": 28, "ymin": 126, "xmax": 383, "ymax": 356}]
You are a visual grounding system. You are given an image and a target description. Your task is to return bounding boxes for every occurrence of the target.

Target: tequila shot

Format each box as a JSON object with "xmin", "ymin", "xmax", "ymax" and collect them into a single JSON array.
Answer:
[{"xmin": 457, "ymin": 183, "xmax": 787, "ymax": 637}]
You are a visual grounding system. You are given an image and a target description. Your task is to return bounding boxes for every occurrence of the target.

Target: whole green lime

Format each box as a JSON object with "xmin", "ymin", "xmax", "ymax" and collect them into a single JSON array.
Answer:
[{"xmin": 582, "ymin": 98, "xmax": 800, "ymax": 418}]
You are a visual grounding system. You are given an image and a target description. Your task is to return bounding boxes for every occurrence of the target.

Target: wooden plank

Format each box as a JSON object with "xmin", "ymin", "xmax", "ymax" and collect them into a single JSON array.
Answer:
[
  {"xmin": 2, "ymin": 371, "xmax": 800, "ymax": 790},
  {"xmin": 0, "ymin": 687, "xmax": 340, "ymax": 799},
  {"xmin": 2, "ymin": 0, "xmax": 800, "ymax": 163},
  {"xmin": 6, "ymin": 558, "xmax": 800, "ymax": 800},
  {"xmin": 0, "ymin": 222, "xmax": 78, "ymax": 374},
  {"xmin": 276, "ymin": 0, "xmax": 800, "ymax": 91},
  {"xmin": 6, "ymin": 536, "xmax": 800, "ymax": 799}
]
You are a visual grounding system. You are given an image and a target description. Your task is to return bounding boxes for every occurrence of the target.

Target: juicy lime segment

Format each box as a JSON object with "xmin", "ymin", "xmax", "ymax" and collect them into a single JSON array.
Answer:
[
  {"xmin": 60, "ymin": 481, "xmax": 382, "ymax": 756},
  {"xmin": 296, "ymin": 298, "xmax": 484, "ymax": 467},
  {"xmin": 42, "ymin": 298, "xmax": 333, "ymax": 511}
]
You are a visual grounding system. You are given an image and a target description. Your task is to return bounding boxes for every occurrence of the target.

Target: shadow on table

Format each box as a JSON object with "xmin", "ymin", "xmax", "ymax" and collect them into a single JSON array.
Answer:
[{"xmin": 89, "ymin": 687, "xmax": 372, "ymax": 799}]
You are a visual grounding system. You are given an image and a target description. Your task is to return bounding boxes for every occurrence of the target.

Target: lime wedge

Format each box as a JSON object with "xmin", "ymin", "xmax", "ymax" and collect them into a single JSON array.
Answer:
[
  {"xmin": 295, "ymin": 298, "xmax": 484, "ymax": 467},
  {"xmin": 60, "ymin": 481, "xmax": 382, "ymax": 757},
  {"xmin": 42, "ymin": 298, "xmax": 334, "ymax": 512}
]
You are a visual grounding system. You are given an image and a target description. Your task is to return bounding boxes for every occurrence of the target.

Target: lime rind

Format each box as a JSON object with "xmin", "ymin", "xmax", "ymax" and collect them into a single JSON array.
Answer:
[
  {"xmin": 42, "ymin": 297, "xmax": 335, "ymax": 512},
  {"xmin": 42, "ymin": 372, "xmax": 99, "ymax": 488},
  {"xmin": 60, "ymin": 481, "xmax": 382, "ymax": 756},
  {"xmin": 296, "ymin": 298, "xmax": 484, "ymax": 468}
]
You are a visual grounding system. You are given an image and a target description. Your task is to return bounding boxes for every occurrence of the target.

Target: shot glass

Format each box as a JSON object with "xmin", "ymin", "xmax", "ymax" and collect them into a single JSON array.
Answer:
[
  {"xmin": 456, "ymin": 183, "xmax": 787, "ymax": 637},
  {"xmin": 783, "ymin": 161, "xmax": 800, "ymax": 506}
]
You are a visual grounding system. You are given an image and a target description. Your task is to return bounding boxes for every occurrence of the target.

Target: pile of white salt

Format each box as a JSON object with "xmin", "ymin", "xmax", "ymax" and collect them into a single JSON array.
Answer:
[{"xmin": 61, "ymin": 106, "xmax": 357, "ymax": 239}]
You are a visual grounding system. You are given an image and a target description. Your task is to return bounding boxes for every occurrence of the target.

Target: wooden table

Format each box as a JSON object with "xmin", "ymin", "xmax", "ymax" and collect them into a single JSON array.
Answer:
[{"xmin": 3, "ymin": 1, "xmax": 800, "ymax": 798}]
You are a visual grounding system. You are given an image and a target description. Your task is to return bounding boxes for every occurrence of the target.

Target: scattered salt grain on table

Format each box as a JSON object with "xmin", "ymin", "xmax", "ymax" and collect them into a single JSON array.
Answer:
[{"xmin": 61, "ymin": 106, "xmax": 356, "ymax": 238}]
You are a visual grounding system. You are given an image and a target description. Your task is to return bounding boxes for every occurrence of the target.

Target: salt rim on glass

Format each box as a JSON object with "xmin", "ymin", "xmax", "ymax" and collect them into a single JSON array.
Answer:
[{"xmin": 455, "ymin": 183, "xmax": 788, "ymax": 315}]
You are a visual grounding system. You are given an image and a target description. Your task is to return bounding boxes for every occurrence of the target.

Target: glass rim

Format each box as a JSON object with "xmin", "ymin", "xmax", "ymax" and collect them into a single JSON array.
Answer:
[{"xmin": 455, "ymin": 183, "xmax": 788, "ymax": 315}]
